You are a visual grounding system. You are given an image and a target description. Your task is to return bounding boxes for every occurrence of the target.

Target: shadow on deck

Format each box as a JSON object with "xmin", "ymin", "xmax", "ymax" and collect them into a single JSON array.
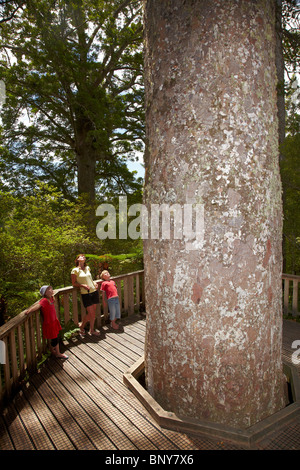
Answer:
[{"xmin": 0, "ymin": 314, "xmax": 300, "ymax": 451}]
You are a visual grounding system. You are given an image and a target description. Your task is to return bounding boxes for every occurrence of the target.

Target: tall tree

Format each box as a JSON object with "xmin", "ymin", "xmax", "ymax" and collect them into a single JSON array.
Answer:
[
  {"xmin": 0, "ymin": 0, "xmax": 144, "ymax": 202},
  {"xmin": 143, "ymin": 0, "xmax": 285, "ymax": 428},
  {"xmin": 282, "ymin": 0, "xmax": 300, "ymax": 77}
]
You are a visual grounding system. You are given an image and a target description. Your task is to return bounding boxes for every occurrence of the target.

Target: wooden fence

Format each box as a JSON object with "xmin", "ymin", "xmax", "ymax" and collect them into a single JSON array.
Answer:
[
  {"xmin": 0, "ymin": 272, "xmax": 299, "ymax": 410},
  {"xmin": 0, "ymin": 270, "xmax": 144, "ymax": 410}
]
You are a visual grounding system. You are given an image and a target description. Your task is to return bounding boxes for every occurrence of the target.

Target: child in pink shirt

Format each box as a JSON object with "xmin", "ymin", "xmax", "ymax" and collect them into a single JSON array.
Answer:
[{"xmin": 100, "ymin": 271, "xmax": 121, "ymax": 330}]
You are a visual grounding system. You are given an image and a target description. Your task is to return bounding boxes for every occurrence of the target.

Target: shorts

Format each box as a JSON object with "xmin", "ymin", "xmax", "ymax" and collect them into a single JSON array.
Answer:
[
  {"xmin": 81, "ymin": 290, "xmax": 100, "ymax": 308},
  {"xmin": 50, "ymin": 337, "xmax": 59, "ymax": 347},
  {"xmin": 107, "ymin": 296, "xmax": 121, "ymax": 321}
]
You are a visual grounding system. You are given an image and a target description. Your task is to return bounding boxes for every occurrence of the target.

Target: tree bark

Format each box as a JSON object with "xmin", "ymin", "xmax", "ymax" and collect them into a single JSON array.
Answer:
[
  {"xmin": 143, "ymin": 0, "xmax": 285, "ymax": 429},
  {"xmin": 76, "ymin": 146, "xmax": 96, "ymax": 202},
  {"xmin": 74, "ymin": 110, "xmax": 98, "ymax": 205}
]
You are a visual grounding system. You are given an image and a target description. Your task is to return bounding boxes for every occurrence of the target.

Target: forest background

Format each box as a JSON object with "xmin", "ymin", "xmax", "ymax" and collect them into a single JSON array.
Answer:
[{"xmin": 0, "ymin": 0, "xmax": 299, "ymax": 324}]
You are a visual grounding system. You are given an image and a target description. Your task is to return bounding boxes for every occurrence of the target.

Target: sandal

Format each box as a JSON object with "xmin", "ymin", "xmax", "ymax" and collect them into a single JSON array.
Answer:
[
  {"xmin": 59, "ymin": 353, "xmax": 69, "ymax": 360},
  {"xmin": 79, "ymin": 323, "xmax": 86, "ymax": 336},
  {"xmin": 89, "ymin": 330, "xmax": 100, "ymax": 336}
]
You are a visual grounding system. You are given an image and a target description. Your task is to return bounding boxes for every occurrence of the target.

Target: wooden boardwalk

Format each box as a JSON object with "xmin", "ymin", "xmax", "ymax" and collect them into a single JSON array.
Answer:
[{"xmin": 0, "ymin": 314, "xmax": 300, "ymax": 451}]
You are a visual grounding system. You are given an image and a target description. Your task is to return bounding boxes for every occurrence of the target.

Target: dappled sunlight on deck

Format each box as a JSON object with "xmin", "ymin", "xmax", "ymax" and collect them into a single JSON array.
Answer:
[{"xmin": 1, "ymin": 272, "xmax": 300, "ymax": 450}]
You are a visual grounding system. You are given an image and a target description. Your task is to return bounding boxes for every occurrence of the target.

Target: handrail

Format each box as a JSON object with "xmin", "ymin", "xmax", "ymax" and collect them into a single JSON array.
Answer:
[
  {"xmin": 0, "ymin": 270, "xmax": 145, "ymax": 409},
  {"xmin": 0, "ymin": 271, "xmax": 298, "ymax": 410}
]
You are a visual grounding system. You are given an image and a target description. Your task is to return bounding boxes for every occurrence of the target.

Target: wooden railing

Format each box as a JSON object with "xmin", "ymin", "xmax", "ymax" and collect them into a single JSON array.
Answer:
[
  {"xmin": 282, "ymin": 274, "xmax": 300, "ymax": 317},
  {"xmin": 0, "ymin": 271, "xmax": 299, "ymax": 410},
  {"xmin": 0, "ymin": 270, "xmax": 144, "ymax": 410}
]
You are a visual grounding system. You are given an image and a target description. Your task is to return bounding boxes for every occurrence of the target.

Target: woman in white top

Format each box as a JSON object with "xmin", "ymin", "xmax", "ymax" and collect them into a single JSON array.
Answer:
[{"xmin": 71, "ymin": 254, "xmax": 101, "ymax": 336}]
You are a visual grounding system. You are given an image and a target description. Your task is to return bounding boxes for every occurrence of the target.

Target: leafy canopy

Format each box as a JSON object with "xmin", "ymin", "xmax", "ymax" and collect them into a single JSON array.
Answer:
[{"xmin": 0, "ymin": 0, "xmax": 144, "ymax": 199}]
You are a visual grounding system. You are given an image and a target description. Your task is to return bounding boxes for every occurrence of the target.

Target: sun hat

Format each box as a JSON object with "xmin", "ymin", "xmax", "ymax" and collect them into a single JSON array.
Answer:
[{"xmin": 39, "ymin": 285, "xmax": 51, "ymax": 296}]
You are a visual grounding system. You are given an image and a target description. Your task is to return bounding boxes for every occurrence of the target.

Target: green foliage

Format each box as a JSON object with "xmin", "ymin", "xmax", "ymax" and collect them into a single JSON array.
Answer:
[
  {"xmin": 60, "ymin": 320, "xmax": 80, "ymax": 340},
  {"xmin": 282, "ymin": 0, "xmax": 300, "ymax": 74},
  {"xmin": 86, "ymin": 250, "xmax": 143, "ymax": 278},
  {"xmin": 0, "ymin": 0, "xmax": 144, "ymax": 199},
  {"xmin": 0, "ymin": 183, "xmax": 100, "ymax": 319},
  {"xmin": 280, "ymin": 133, "xmax": 300, "ymax": 274},
  {"xmin": 0, "ymin": 182, "xmax": 144, "ymax": 321},
  {"xmin": 0, "ymin": 0, "xmax": 299, "ymax": 324}
]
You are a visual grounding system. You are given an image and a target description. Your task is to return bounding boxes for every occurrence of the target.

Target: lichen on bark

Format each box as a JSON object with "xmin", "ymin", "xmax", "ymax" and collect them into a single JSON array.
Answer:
[{"xmin": 143, "ymin": 0, "xmax": 285, "ymax": 428}]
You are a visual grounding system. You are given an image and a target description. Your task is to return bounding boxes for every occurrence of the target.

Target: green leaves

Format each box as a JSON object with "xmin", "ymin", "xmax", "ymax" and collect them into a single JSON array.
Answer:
[
  {"xmin": 0, "ymin": 0, "xmax": 144, "ymax": 200},
  {"xmin": 0, "ymin": 180, "xmax": 143, "ymax": 320},
  {"xmin": 280, "ymin": 133, "xmax": 300, "ymax": 273},
  {"xmin": 0, "ymin": 183, "xmax": 97, "ymax": 318}
]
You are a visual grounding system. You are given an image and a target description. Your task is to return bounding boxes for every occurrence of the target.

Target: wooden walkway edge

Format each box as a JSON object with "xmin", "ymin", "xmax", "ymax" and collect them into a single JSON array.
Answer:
[{"xmin": 1, "ymin": 315, "xmax": 300, "ymax": 451}]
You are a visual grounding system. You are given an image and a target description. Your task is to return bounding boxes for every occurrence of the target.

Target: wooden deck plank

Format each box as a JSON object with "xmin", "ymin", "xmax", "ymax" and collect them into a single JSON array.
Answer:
[
  {"xmin": 81, "ymin": 340, "xmax": 132, "ymax": 375},
  {"xmin": 48, "ymin": 353, "xmax": 159, "ymax": 450},
  {"xmin": 0, "ymin": 415, "xmax": 14, "ymax": 450},
  {"xmin": 2, "ymin": 401, "xmax": 34, "ymax": 450},
  {"xmin": 45, "ymin": 359, "xmax": 132, "ymax": 451},
  {"xmin": 1, "ymin": 315, "xmax": 300, "ymax": 451},
  {"xmin": 110, "ymin": 331, "xmax": 145, "ymax": 357},
  {"xmin": 13, "ymin": 388, "xmax": 55, "ymax": 450},
  {"xmin": 120, "ymin": 325, "xmax": 145, "ymax": 344},
  {"xmin": 56, "ymin": 346, "xmax": 182, "ymax": 450},
  {"xmin": 66, "ymin": 323, "xmax": 200, "ymax": 450},
  {"xmin": 95, "ymin": 334, "xmax": 141, "ymax": 368},
  {"xmin": 30, "ymin": 368, "xmax": 96, "ymax": 450},
  {"xmin": 37, "ymin": 363, "xmax": 117, "ymax": 450},
  {"xmin": 101, "ymin": 333, "xmax": 142, "ymax": 363},
  {"xmin": 21, "ymin": 381, "xmax": 76, "ymax": 450},
  {"xmin": 127, "ymin": 320, "xmax": 146, "ymax": 334}
]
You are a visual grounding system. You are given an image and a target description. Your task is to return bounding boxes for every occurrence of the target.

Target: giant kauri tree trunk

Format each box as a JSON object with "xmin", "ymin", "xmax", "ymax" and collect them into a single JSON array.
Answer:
[{"xmin": 143, "ymin": 0, "xmax": 285, "ymax": 428}]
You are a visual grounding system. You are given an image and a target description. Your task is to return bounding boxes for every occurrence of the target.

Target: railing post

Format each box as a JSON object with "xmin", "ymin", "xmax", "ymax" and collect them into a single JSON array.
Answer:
[
  {"xmin": 292, "ymin": 279, "xmax": 299, "ymax": 317},
  {"xmin": 24, "ymin": 319, "xmax": 32, "ymax": 371},
  {"xmin": 284, "ymin": 277, "xmax": 290, "ymax": 315},
  {"xmin": 123, "ymin": 276, "xmax": 129, "ymax": 314},
  {"xmin": 30, "ymin": 315, "xmax": 37, "ymax": 371},
  {"xmin": 141, "ymin": 271, "xmax": 145, "ymax": 309},
  {"xmin": 115, "ymin": 278, "xmax": 122, "ymax": 314},
  {"xmin": 35, "ymin": 310, "xmax": 43, "ymax": 359},
  {"xmin": 135, "ymin": 273, "xmax": 140, "ymax": 311},
  {"xmin": 72, "ymin": 289, "xmax": 79, "ymax": 325},
  {"xmin": 3, "ymin": 337, "xmax": 10, "ymax": 398},
  {"xmin": 9, "ymin": 330, "xmax": 18, "ymax": 385},
  {"xmin": 17, "ymin": 325, "xmax": 25, "ymax": 379},
  {"xmin": 282, "ymin": 274, "xmax": 300, "ymax": 317},
  {"xmin": 128, "ymin": 275, "xmax": 134, "ymax": 315}
]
